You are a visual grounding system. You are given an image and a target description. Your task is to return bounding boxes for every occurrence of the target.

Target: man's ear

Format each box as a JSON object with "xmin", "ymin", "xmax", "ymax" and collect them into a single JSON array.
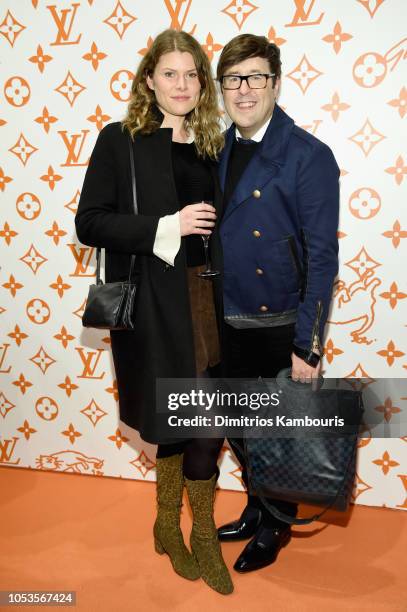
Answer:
[{"xmin": 273, "ymin": 78, "xmax": 281, "ymax": 98}]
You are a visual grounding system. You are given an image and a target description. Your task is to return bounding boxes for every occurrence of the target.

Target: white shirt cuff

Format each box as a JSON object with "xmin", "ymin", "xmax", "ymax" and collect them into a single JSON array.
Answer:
[{"xmin": 153, "ymin": 212, "xmax": 181, "ymax": 266}]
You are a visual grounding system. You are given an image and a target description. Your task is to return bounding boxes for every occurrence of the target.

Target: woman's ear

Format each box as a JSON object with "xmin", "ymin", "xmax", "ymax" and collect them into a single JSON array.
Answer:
[{"xmin": 146, "ymin": 72, "xmax": 154, "ymax": 91}]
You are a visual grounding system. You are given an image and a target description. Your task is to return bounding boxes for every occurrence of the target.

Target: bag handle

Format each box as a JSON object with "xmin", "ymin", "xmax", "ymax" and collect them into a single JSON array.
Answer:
[{"xmin": 95, "ymin": 133, "xmax": 138, "ymax": 286}]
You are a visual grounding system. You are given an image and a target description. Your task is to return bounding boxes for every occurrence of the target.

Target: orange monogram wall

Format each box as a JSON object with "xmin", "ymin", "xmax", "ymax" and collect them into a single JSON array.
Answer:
[{"xmin": 0, "ymin": 0, "xmax": 406, "ymax": 510}]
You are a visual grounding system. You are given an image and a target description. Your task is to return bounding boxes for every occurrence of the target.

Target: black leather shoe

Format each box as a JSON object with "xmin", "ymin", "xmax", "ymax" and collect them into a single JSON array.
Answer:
[
  {"xmin": 218, "ymin": 505, "xmax": 262, "ymax": 541},
  {"xmin": 233, "ymin": 524, "xmax": 291, "ymax": 573}
]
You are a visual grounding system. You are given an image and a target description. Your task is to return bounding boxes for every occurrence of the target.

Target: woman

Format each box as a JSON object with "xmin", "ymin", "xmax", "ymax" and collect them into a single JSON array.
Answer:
[{"xmin": 75, "ymin": 30, "xmax": 232, "ymax": 595}]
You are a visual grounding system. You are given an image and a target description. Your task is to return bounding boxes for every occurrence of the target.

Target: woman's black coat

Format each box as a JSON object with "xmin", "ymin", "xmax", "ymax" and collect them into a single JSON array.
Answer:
[{"xmin": 75, "ymin": 120, "xmax": 223, "ymax": 444}]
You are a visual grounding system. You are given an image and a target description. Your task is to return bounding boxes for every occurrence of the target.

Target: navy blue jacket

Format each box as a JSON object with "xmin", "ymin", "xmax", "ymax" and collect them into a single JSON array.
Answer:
[{"xmin": 219, "ymin": 104, "xmax": 339, "ymax": 357}]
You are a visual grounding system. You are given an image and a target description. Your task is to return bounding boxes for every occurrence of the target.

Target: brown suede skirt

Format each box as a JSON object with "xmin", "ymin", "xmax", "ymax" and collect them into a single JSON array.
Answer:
[{"xmin": 187, "ymin": 265, "xmax": 220, "ymax": 374}]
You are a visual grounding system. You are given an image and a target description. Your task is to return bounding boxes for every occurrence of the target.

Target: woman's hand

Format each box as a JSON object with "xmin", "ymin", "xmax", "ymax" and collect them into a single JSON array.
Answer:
[{"xmin": 179, "ymin": 202, "xmax": 216, "ymax": 237}]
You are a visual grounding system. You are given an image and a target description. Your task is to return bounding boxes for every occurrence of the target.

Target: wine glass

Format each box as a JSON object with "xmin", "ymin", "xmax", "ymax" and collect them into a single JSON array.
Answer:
[{"xmin": 197, "ymin": 200, "xmax": 220, "ymax": 278}]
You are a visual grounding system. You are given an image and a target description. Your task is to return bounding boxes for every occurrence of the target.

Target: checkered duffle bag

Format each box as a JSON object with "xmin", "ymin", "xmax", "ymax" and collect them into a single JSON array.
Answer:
[{"xmin": 236, "ymin": 369, "xmax": 364, "ymax": 525}]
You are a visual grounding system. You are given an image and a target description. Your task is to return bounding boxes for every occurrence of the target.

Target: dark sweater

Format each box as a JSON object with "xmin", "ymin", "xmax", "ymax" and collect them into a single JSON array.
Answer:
[
  {"xmin": 171, "ymin": 141, "xmax": 214, "ymax": 267},
  {"xmin": 224, "ymin": 139, "xmax": 259, "ymax": 211}
]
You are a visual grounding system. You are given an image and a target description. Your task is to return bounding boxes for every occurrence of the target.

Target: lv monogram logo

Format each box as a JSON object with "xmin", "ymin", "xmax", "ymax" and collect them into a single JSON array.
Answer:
[
  {"xmin": 396, "ymin": 475, "xmax": 407, "ymax": 509},
  {"xmin": 76, "ymin": 348, "xmax": 106, "ymax": 379},
  {"xmin": 58, "ymin": 130, "xmax": 90, "ymax": 167},
  {"xmin": 0, "ymin": 343, "xmax": 11, "ymax": 373},
  {"xmin": 67, "ymin": 244, "xmax": 95, "ymax": 277},
  {"xmin": 300, "ymin": 119, "xmax": 322, "ymax": 135},
  {"xmin": 286, "ymin": 0, "xmax": 324, "ymax": 27},
  {"xmin": 163, "ymin": 0, "xmax": 196, "ymax": 34},
  {"xmin": 0, "ymin": 437, "xmax": 20, "ymax": 465},
  {"xmin": 47, "ymin": 3, "xmax": 82, "ymax": 46}
]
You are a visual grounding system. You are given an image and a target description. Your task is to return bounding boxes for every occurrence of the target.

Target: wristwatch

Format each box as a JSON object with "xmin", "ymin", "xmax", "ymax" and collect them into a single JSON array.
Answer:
[{"xmin": 292, "ymin": 344, "xmax": 321, "ymax": 368}]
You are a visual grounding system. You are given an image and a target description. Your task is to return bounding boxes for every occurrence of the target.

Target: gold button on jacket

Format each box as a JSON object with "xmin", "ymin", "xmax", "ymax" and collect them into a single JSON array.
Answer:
[
  {"xmin": 253, "ymin": 189, "xmax": 261, "ymax": 198},
  {"xmin": 256, "ymin": 268, "xmax": 263, "ymax": 275},
  {"xmin": 260, "ymin": 305, "xmax": 268, "ymax": 312},
  {"xmin": 253, "ymin": 230, "xmax": 261, "ymax": 237}
]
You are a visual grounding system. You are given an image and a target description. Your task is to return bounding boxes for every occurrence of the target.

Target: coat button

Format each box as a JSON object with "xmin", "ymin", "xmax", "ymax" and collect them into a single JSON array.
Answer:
[
  {"xmin": 253, "ymin": 230, "xmax": 261, "ymax": 237},
  {"xmin": 260, "ymin": 305, "xmax": 268, "ymax": 312},
  {"xmin": 256, "ymin": 268, "xmax": 263, "ymax": 275},
  {"xmin": 253, "ymin": 189, "xmax": 261, "ymax": 198}
]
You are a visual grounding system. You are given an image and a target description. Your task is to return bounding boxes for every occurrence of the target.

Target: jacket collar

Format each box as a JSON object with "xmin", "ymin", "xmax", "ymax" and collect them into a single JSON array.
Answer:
[
  {"xmin": 150, "ymin": 104, "xmax": 194, "ymax": 141},
  {"xmin": 219, "ymin": 104, "xmax": 295, "ymax": 193},
  {"xmin": 151, "ymin": 103, "xmax": 165, "ymax": 125},
  {"xmin": 219, "ymin": 105, "xmax": 295, "ymax": 221}
]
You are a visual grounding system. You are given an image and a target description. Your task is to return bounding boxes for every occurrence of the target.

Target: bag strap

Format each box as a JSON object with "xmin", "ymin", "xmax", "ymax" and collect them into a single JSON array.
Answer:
[
  {"xmin": 229, "ymin": 435, "xmax": 358, "ymax": 526},
  {"xmin": 95, "ymin": 133, "xmax": 138, "ymax": 285},
  {"xmin": 95, "ymin": 247, "xmax": 103, "ymax": 285},
  {"xmin": 128, "ymin": 132, "xmax": 138, "ymax": 215},
  {"xmin": 126, "ymin": 134, "xmax": 137, "ymax": 282}
]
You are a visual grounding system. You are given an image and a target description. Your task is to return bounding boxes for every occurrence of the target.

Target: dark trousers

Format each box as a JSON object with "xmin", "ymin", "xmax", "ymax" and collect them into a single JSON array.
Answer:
[{"xmin": 221, "ymin": 321, "xmax": 298, "ymax": 527}]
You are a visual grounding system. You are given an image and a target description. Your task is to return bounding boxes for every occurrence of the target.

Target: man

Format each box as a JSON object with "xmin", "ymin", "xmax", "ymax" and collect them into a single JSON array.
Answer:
[{"xmin": 215, "ymin": 34, "xmax": 340, "ymax": 572}]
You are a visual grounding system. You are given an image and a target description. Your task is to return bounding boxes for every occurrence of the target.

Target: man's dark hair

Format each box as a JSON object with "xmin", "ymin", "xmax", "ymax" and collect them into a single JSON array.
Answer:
[{"xmin": 217, "ymin": 34, "xmax": 281, "ymax": 87}]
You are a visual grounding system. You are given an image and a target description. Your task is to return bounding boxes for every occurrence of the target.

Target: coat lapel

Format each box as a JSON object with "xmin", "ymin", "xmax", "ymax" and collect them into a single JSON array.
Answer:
[{"xmin": 221, "ymin": 105, "xmax": 295, "ymax": 223}]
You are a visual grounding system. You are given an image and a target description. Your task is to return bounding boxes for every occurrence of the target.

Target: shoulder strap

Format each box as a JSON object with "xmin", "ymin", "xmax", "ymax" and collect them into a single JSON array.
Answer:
[
  {"xmin": 94, "ymin": 132, "xmax": 138, "ymax": 285},
  {"xmin": 126, "ymin": 133, "xmax": 137, "ymax": 281},
  {"xmin": 128, "ymin": 133, "xmax": 138, "ymax": 214}
]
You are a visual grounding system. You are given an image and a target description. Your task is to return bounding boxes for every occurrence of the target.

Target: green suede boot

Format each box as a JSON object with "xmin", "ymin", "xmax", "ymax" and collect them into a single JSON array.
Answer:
[
  {"xmin": 153, "ymin": 453, "xmax": 200, "ymax": 580},
  {"xmin": 185, "ymin": 473, "xmax": 234, "ymax": 595}
]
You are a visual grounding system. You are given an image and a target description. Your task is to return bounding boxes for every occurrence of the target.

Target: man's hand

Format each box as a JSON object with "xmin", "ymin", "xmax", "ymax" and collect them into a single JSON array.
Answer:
[
  {"xmin": 179, "ymin": 202, "xmax": 216, "ymax": 237},
  {"xmin": 291, "ymin": 352, "xmax": 321, "ymax": 383}
]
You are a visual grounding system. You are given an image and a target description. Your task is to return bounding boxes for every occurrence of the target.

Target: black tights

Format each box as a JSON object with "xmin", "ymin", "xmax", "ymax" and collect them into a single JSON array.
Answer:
[{"xmin": 156, "ymin": 438, "xmax": 224, "ymax": 480}]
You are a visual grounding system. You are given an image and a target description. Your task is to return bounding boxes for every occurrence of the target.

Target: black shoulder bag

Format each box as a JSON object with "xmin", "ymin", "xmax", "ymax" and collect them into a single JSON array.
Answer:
[{"xmin": 82, "ymin": 134, "xmax": 138, "ymax": 330}]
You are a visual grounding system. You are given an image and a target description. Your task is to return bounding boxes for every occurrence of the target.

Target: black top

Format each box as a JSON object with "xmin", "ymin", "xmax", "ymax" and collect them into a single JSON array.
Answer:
[
  {"xmin": 224, "ymin": 139, "xmax": 259, "ymax": 212},
  {"xmin": 171, "ymin": 141, "xmax": 214, "ymax": 267}
]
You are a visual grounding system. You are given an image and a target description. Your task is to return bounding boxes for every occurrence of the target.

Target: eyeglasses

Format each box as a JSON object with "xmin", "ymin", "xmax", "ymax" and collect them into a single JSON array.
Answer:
[{"xmin": 220, "ymin": 73, "xmax": 275, "ymax": 90}]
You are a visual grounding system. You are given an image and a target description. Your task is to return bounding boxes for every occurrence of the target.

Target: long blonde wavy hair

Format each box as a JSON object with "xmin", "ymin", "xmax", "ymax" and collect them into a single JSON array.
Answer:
[{"xmin": 122, "ymin": 29, "xmax": 224, "ymax": 159}]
